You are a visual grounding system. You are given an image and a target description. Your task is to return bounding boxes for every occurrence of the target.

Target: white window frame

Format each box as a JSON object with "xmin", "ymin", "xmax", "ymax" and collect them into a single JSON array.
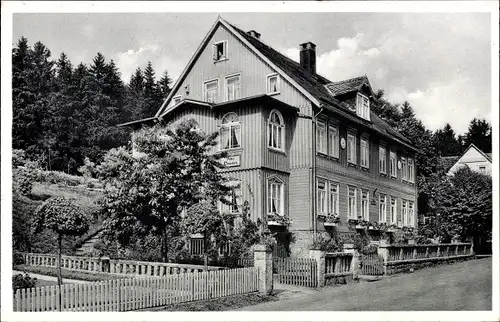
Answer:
[
  {"xmin": 347, "ymin": 132, "xmax": 357, "ymax": 164},
  {"xmin": 328, "ymin": 123, "xmax": 339, "ymax": 158},
  {"xmin": 390, "ymin": 150, "xmax": 397, "ymax": 178},
  {"xmin": 268, "ymin": 109, "xmax": 285, "ymax": 151},
  {"xmin": 361, "ymin": 189, "xmax": 369, "ymax": 220},
  {"xmin": 379, "ymin": 194, "xmax": 387, "ymax": 223},
  {"xmin": 379, "ymin": 145, "xmax": 387, "ymax": 174},
  {"xmin": 316, "ymin": 179, "xmax": 327, "ymax": 216},
  {"xmin": 328, "ymin": 181, "xmax": 339, "ymax": 215},
  {"xmin": 267, "ymin": 177, "xmax": 284, "ymax": 217},
  {"xmin": 224, "ymin": 73, "xmax": 241, "ymax": 101},
  {"xmin": 402, "ymin": 200, "xmax": 408, "ymax": 226},
  {"xmin": 316, "ymin": 119, "xmax": 327, "ymax": 154},
  {"xmin": 479, "ymin": 166, "xmax": 486, "ymax": 174},
  {"xmin": 219, "ymin": 112, "xmax": 241, "ymax": 151},
  {"xmin": 401, "ymin": 157, "xmax": 407, "ymax": 181},
  {"xmin": 203, "ymin": 79, "xmax": 219, "ymax": 103},
  {"xmin": 408, "ymin": 158, "xmax": 414, "ymax": 183},
  {"xmin": 213, "ymin": 40, "xmax": 228, "ymax": 62},
  {"xmin": 348, "ymin": 186, "xmax": 357, "ymax": 219},
  {"xmin": 390, "ymin": 197, "xmax": 397, "ymax": 224},
  {"xmin": 360, "ymin": 137, "xmax": 369, "ymax": 169},
  {"xmin": 356, "ymin": 93, "xmax": 370, "ymax": 121},
  {"xmin": 266, "ymin": 73, "xmax": 280, "ymax": 95},
  {"xmin": 409, "ymin": 201, "xmax": 415, "ymax": 227}
]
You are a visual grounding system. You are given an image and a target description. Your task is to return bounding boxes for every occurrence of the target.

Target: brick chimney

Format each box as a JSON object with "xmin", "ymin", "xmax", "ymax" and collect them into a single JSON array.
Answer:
[
  {"xmin": 300, "ymin": 42, "xmax": 316, "ymax": 74},
  {"xmin": 247, "ymin": 30, "xmax": 261, "ymax": 39}
]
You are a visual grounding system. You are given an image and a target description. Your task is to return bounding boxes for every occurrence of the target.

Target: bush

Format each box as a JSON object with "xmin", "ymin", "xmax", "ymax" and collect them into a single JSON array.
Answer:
[
  {"xmin": 13, "ymin": 273, "xmax": 37, "ymax": 291},
  {"xmin": 37, "ymin": 170, "xmax": 85, "ymax": 186},
  {"xmin": 13, "ymin": 253, "xmax": 26, "ymax": 265},
  {"xmin": 310, "ymin": 232, "xmax": 342, "ymax": 252},
  {"xmin": 13, "ymin": 167, "xmax": 35, "ymax": 196}
]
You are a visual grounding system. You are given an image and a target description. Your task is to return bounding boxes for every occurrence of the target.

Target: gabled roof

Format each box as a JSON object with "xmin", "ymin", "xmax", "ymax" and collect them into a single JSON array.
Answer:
[
  {"xmin": 440, "ymin": 156, "xmax": 459, "ymax": 172},
  {"xmin": 325, "ymin": 76, "xmax": 374, "ymax": 97},
  {"xmin": 152, "ymin": 16, "xmax": 416, "ymax": 152},
  {"xmin": 445, "ymin": 143, "xmax": 492, "ymax": 173}
]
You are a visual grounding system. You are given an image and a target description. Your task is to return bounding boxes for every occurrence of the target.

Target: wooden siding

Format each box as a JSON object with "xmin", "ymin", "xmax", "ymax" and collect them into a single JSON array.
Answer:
[
  {"xmin": 289, "ymin": 116, "xmax": 313, "ymax": 169},
  {"xmin": 221, "ymin": 169, "xmax": 263, "ymax": 223},
  {"xmin": 167, "ymin": 24, "xmax": 313, "ymax": 115},
  {"xmin": 288, "ymin": 168, "xmax": 312, "ymax": 230}
]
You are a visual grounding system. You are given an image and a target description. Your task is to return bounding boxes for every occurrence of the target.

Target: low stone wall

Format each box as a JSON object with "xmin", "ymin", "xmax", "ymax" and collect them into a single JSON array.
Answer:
[{"xmin": 385, "ymin": 256, "xmax": 472, "ymax": 275}]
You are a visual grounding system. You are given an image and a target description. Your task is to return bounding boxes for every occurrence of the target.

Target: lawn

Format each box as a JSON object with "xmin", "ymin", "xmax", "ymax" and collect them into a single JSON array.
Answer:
[
  {"xmin": 139, "ymin": 293, "xmax": 278, "ymax": 311},
  {"xmin": 14, "ymin": 264, "xmax": 121, "ymax": 282}
]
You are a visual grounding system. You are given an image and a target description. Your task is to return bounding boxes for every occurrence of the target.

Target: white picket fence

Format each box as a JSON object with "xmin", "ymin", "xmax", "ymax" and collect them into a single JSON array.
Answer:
[{"xmin": 14, "ymin": 267, "xmax": 258, "ymax": 312}]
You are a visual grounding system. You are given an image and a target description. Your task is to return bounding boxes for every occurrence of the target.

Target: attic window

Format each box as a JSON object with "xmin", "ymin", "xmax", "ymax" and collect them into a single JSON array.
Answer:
[
  {"xmin": 356, "ymin": 93, "xmax": 370, "ymax": 121},
  {"xmin": 213, "ymin": 41, "xmax": 228, "ymax": 62},
  {"xmin": 267, "ymin": 74, "xmax": 280, "ymax": 95}
]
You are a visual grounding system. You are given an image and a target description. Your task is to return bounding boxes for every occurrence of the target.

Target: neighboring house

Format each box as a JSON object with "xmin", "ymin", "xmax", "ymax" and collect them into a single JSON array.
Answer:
[
  {"xmin": 445, "ymin": 144, "xmax": 492, "ymax": 176},
  {"xmin": 123, "ymin": 17, "xmax": 418, "ymax": 255}
]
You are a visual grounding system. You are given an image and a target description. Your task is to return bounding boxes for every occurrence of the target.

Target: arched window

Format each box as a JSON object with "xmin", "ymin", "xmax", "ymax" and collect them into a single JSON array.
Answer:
[
  {"xmin": 220, "ymin": 112, "xmax": 241, "ymax": 150},
  {"xmin": 268, "ymin": 110, "xmax": 285, "ymax": 150},
  {"xmin": 267, "ymin": 176, "xmax": 284, "ymax": 217}
]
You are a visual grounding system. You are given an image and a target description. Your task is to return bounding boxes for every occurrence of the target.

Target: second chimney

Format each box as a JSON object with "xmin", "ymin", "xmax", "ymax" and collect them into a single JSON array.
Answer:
[{"xmin": 300, "ymin": 42, "xmax": 316, "ymax": 74}]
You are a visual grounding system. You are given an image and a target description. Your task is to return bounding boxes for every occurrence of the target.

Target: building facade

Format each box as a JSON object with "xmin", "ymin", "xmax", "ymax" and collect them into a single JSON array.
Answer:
[
  {"xmin": 127, "ymin": 17, "xmax": 418, "ymax": 255},
  {"xmin": 445, "ymin": 144, "xmax": 492, "ymax": 176}
]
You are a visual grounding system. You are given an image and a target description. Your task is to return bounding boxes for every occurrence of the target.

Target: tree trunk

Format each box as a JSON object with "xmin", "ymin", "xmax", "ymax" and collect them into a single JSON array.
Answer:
[
  {"xmin": 162, "ymin": 228, "xmax": 168, "ymax": 263},
  {"xmin": 57, "ymin": 235, "xmax": 63, "ymax": 286}
]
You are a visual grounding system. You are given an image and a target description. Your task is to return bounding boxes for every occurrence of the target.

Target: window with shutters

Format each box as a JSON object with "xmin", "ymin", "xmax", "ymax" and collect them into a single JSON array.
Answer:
[
  {"xmin": 225, "ymin": 73, "xmax": 241, "ymax": 101},
  {"xmin": 268, "ymin": 110, "xmax": 284, "ymax": 151},
  {"xmin": 204, "ymin": 79, "xmax": 219, "ymax": 103},
  {"xmin": 213, "ymin": 40, "xmax": 228, "ymax": 62},
  {"xmin": 220, "ymin": 112, "xmax": 241, "ymax": 150}
]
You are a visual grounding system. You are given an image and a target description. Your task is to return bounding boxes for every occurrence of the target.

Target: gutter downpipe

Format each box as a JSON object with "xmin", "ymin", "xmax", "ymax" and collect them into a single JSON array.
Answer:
[{"xmin": 312, "ymin": 106, "xmax": 324, "ymax": 239}]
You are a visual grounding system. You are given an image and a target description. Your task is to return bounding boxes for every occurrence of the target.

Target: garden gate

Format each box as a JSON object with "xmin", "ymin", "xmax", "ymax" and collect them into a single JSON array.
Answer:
[{"xmin": 360, "ymin": 253, "xmax": 385, "ymax": 276}]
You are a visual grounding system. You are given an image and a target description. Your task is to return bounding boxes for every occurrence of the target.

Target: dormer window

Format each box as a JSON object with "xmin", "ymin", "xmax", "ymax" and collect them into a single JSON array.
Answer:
[
  {"xmin": 213, "ymin": 40, "xmax": 228, "ymax": 62},
  {"xmin": 356, "ymin": 93, "xmax": 370, "ymax": 121}
]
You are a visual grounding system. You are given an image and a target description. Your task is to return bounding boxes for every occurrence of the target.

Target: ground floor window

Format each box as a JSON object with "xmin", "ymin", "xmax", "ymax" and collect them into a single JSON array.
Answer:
[
  {"xmin": 361, "ymin": 189, "xmax": 369, "ymax": 220},
  {"xmin": 379, "ymin": 194, "xmax": 387, "ymax": 222},
  {"xmin": 190, "ymin": 236, "xmax": 205, "ymax": 255},
  {"xmin": 267, "ymin": 178, "xmax": 284, "ymax": 216},
  {"xmin": 329, "ymin": 182, "xmax": 339, "ymax": 215},
  {"xmin": 390, "ymin": 197, "xmax": 397, "ymax": 224},
  {"xmin": 402, "ymin": 200, "xmax": 408, "ymax": 226},
  {"xmin": 348, "ymin": 186, "xmax": 357, "ymax": 219},
  {"xmin": 408, "ymin": 202, "xmax": 415, "ymax": 227},
  {"xmin": 317, "ymin": 179, "xmax": 327, "ymax": 215}
]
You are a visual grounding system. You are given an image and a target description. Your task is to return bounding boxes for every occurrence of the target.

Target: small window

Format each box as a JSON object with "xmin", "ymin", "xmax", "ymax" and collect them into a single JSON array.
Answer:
[
  {"xmin": 204, "ymin": 79, "xmax": 219, "ymax": 103},
  {"xmin": 361, "ymin": 189, "xmax": 369, "ymax": 220},
  {"xmin": 213, "ymin": 40, "xmax": 228, "ymax": 61},
  {"xmin": 268, "ymin": 110, "xmax": 285, "ymax": 151},
  {"xmin": 173, "ymin": 95, "xmax": 182, "ymax": 105},
  {"xmin": 390, "ymin": 151, "xmax": 397, "ymax": 178},
  {"xmin": 220, "ymin": 112, "xmax": 241, "ymax": 150},
  {"xmin": 479, "ymin": 166, "xmax": 486, "ymax": 174},
  {"xmin": 360, "ymin": 137, "xmax": 369, "ymax": 168},
  {"xmin": 267, "ymin": 178, "xmax": 284, "ymax": 217},
  {"xmin": 316, "ymin": 179, "xmax": 327, "ymax": 216},
  {"xmin": 328, "ymin": 123, "xmax": 339, "ymax": 158},
  {"xmin": 390, "ymin": 197, "xmax": 397, "ymax": 224},
  {"xmin": 379, "ymin": 145, "xmax": 387, "ymax": 174},
  {"xmin": 267, "ymin": 74, "xmax": 279, "ymax": 95},
  {"xmin": 356, "ymin": 93, "xmax": 370, "ymax": 121},
  {"xmin": 225, "ymin": 74, "xmax": 241, "ymax": 101},
  {"xmin": 316, "ymin": 120, "xmax": 327, "ymax": 154},
  {"xmin": 348, "ymin": 186, "xmax": 357, "ymax": 219},
  {"xmin": 379, "ymin": 194, "xmax": 387, "ymax": 223},
  {"xmin": 328, "ymin": 182, "xmax": 339, "ymax": 215},
  {"xmin": 347, "ymin": 132, "xmax": 357, "ymax": 164}
]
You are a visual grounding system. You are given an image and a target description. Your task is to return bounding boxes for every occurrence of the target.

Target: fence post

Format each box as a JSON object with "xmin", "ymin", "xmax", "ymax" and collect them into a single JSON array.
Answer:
[
  {"xmin": 253, "ymin": 244, "xmax": 273, "ymax": 295},
  {"xmin": 308, "ymin": 250, "xmax": 325, "ymax": 287},
  {"xmin": 377, "ymin": 243, "xmax": 389, "ymax": 275}
]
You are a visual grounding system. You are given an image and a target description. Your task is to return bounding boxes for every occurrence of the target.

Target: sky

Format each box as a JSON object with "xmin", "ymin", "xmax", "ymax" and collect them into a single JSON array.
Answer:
[{"xmin": 12, "ymin": 12, "xmax": 492, "ymax": 134}]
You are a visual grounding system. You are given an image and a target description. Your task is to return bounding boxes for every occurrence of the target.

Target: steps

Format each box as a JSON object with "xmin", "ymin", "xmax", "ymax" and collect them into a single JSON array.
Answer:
[{"xmin": 75, "ymin": 232, "xmax": 102, "ymax": 256}]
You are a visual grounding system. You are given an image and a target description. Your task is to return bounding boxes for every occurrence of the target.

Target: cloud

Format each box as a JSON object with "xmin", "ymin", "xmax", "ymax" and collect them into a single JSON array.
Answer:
[{"xmin": 114, "ymin": 44, "xmax": 184, "ymax": 83}]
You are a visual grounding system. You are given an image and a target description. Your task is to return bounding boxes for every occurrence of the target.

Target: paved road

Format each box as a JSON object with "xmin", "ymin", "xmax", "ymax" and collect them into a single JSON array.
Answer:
[{"xmin": 238, "ymin": 258, "xmax": 492, "ymax": 311}]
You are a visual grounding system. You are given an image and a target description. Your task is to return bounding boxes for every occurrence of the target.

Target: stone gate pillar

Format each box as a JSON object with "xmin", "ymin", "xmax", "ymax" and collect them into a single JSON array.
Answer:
[{"xmin": 254, "ymin": 244, "xmax": 273, "ymax": 295}]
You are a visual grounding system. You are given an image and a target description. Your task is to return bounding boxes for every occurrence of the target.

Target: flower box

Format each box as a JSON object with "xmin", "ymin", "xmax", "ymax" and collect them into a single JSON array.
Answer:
[
  {"xmin": 324, "ymin": 222, "xmax": 338, "ymax": 227},
  {"xmin": 267, "ymin": 220, "xmax": 285, "ymax": 226},
  {"xmin": 355, "ymin": 224, "xmax": 365, "ymax": 229}
]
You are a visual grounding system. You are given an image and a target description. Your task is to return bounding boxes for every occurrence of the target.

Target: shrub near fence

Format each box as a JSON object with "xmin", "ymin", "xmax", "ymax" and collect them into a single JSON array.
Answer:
[{"xmin": 14, "ymin": 267, "xmax": 258, "ymax": 312}]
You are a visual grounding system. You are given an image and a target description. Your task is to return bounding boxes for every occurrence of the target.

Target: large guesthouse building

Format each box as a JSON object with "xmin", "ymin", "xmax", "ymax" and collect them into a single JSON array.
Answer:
[{"xmin": 127, "ymin": 17, "xmax": 418, "ymax": 255}]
